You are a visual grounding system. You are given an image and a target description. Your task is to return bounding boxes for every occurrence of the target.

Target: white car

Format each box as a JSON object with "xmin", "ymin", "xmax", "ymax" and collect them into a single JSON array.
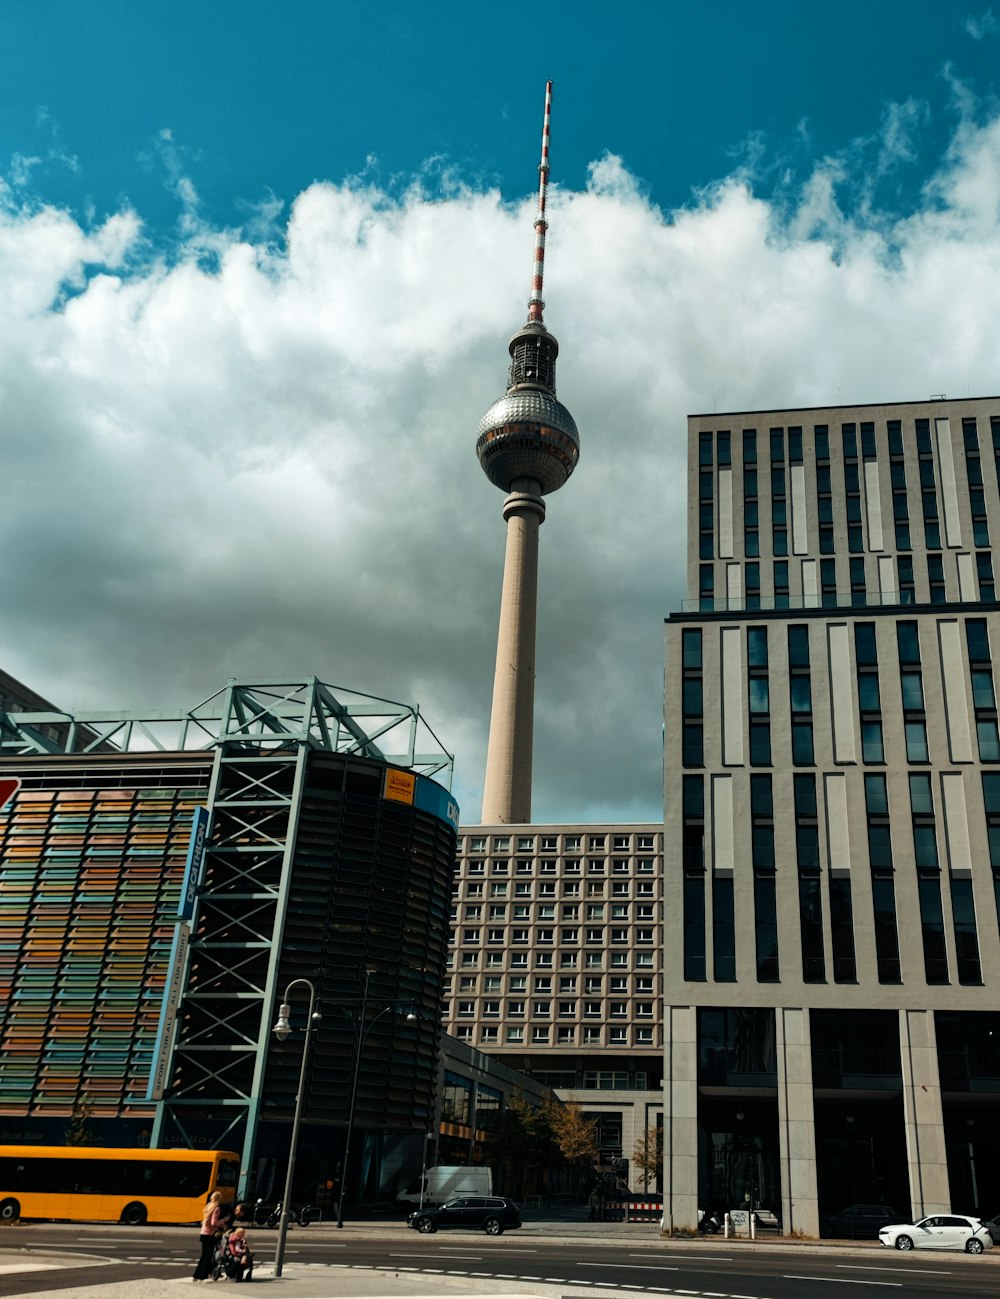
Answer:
[{"xmin": 879, "ymin": 1214, "xmax": 993, "ymax": 1254}]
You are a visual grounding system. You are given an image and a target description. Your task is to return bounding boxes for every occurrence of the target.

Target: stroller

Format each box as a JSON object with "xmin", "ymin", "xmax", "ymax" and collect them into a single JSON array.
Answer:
[{"xmin": 212, "ymin": 1226, "xmax": 254, "ymax": 1282}]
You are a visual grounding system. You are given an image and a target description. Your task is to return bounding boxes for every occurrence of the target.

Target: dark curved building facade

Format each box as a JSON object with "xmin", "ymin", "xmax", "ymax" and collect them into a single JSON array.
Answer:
[{"xmin": 0, "ymin": 680, "xmax": 458, "ymax": 1207}]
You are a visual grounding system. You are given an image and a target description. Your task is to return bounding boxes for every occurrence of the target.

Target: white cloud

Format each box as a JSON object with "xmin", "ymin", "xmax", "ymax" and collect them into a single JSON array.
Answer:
[
  {"xmin": 2, "ymin": 102, "xmax": 1000, "ymax": 823},
  {"xmin": 965, "ymin": 8, "xmax": 999, "ymax": 39}
]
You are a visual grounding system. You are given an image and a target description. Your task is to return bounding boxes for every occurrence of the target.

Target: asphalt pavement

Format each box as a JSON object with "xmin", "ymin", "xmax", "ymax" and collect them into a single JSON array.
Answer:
[{"xmin": 1, "ymin": 1216, "xmax": 997, "ymax": 1299}]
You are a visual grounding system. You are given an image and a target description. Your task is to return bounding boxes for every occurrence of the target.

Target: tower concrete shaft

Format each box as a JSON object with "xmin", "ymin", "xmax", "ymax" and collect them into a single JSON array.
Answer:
[{"xmin": 481, "ymin": 483, "xmax": 545, "ymax": 824}]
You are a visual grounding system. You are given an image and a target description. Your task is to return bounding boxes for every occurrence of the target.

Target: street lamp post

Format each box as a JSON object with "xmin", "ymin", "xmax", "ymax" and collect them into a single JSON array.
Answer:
[
  {"xmin": 336, "ymin": 970, "xmax": 416, "ymax": 1229},
  {"xmin": 271, "ymin": 978, "xmax": 320, "ymax": 1278}
]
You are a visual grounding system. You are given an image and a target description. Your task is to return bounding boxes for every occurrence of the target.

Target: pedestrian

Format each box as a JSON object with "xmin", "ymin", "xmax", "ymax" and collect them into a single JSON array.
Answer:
[
  {"xmin": 225, "ymin": 1226, "xmax": 254, "ymax": 1282},
  {"xmin": 588, "ymin": 1187, "xmax": 601, "ymax": 1222},
  {"xmin": 193, "ymin": 1189, "xmax": 226, "ymax": 1282}
]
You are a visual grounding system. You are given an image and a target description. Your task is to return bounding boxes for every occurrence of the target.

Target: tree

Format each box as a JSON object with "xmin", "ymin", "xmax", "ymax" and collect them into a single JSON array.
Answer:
[
  {"xmin": 632, "ymin": 1121, "xmax": 663, "ymax": 1192},
  {"xmin": 543, "ymin": 1098, "xmax": 599, "ymax": 1169},
  {"xmin": 65, "ymin": 1096, "xmax": 97, "ymax": 1147},
  {"xmin": 486, "ymin": 1091, "xmax": 558, "ymax": 1198}
]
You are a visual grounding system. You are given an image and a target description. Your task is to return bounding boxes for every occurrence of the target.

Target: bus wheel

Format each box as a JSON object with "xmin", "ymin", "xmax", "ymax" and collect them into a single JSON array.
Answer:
[
  {"xmin": 121, "ymin": 1202, "xmax": 147, "ymax": 1226},
  {"xmin": 0, "ymin": 1199, "xmax": 19, "ymax": 1222}
]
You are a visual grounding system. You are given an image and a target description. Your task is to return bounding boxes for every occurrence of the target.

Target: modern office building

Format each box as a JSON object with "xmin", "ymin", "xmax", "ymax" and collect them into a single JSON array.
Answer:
[
  {"xmin": 664, "ymin": 397, "xmax": 1000, "ymax": 1234},
  {"xmin": 445, "ymin": 823, "xmax": 664, "ymax": 1184},
  {"xmin": 477, "ymin": 81, "xmax": 580, "ymax": 824},
  {"xmin": 0, "ymin": 678, "xmax": 457, "ymax": 1208}
]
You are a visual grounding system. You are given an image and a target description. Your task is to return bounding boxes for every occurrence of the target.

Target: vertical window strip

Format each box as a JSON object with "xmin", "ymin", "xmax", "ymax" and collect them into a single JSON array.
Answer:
[
  {"xmin": 744, "ymin": 429, "xmax": 759, "ymax": 558},
  {"xmin": 794, "ymin": 773, "xmax": 824, "ymax": 982},
  {"xmin": 865, "ymin": 772, "xmax": 900, "ymax": 982},
  {"xmin": 748, "ymin": 627, "xmax": 771, "ymax": 766},
  {"xmin": 682, "ymin": 776, "xmax": 705, "ymax": 981},
  {"xmin": 829, "ymin": 876, "xmax": 857, "ymax": 983},
  {"xmin": 789, "ymin": 624, "xmax": 814, "ymax": 765},
  {"xmin": 682, "ymin": 628, "xmax": 704, "ymax": 767},
  {"xmin": 951, "ymin": 878, "xmax": 983, "ymax": 985},
  {"xmin": 916, "ymin": 417, "xmax": 941, "ymax": 549},
  {"xmin": 855, "ymin": 623, "xmax": 884, "ymax": 763},
  {"xmin": 981, "ymin": 772, "xmax": 1000, "ymax": 939},
  {"xmin": 712, "ymin": 875, "xmax": 736, "ymax": 982},
  {"xmin": 967, "ymin": 620, "xmax": 1000, "ymax": 762}
]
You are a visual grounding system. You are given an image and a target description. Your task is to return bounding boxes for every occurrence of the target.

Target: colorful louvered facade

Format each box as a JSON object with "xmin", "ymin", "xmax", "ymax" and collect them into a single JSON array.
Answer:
[{"xmin": 0, "ymin": 755, "xmax": 213, "ymax": 1135}]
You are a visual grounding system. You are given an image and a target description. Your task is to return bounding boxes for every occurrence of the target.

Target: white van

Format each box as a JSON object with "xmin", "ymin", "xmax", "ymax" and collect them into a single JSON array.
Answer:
[{"xmin": 397, "ymin": 1165, "xmax": 494, "ymax": 1209}]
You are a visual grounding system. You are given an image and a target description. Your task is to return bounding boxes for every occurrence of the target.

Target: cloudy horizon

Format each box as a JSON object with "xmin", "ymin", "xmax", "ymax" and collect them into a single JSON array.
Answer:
[{"xmin": 2, "ymin": 51, "xmax": 1000, "ymax": 824}]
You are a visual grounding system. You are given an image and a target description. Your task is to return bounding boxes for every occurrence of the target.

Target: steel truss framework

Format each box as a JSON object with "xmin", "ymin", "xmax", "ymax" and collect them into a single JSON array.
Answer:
[
  {"xmin": 0, "ymin": 678, "xmax": 454, "ymax": 785},
  {"xmin": 149, "ymin": 744, "xmax": 308, "ymax": 1173},
  {"xmin": 0, "ymin": 681, "xmax": 453, "ymax": 1189}
]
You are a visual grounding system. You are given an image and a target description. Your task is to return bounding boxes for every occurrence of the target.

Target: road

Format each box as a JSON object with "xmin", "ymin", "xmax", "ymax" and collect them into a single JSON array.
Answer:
[{"xmin": 0, "ymin": 1220, "xmax": 998, "ymax": 1299}]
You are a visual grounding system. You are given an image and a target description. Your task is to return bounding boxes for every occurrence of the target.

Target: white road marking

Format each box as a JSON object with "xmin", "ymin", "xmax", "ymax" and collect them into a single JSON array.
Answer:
[
  {"xmin": 581, "ymin": 1261, "xmax": 680, "ymax": 1271},
  {"xmin": 838, "ymin": 1263, "xmax": 952, "ymax": 1274},
  {"xmin": 784, "ymin": 1275, "xmax": 901, "ymax": 1288},
  {"xmin": 645, "ymin": 1253, "xmax": 735, "ymax": 1262}
]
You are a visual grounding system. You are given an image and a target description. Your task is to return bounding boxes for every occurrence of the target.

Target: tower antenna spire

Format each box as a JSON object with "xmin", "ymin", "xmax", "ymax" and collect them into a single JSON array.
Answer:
[{"xmin": 527, "ymin": 79, "xmax": 553, "ymax": 324}]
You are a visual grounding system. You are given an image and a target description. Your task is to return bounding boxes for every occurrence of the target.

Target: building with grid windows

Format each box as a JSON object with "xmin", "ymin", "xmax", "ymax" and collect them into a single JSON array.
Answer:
[
  {"xmin": 445, "ymin": 824, "xmax": 664, "ymax": 1185},
  {"xmin": 664, "ymin": 396, "xmax": 1000, "ymax": 1236}
]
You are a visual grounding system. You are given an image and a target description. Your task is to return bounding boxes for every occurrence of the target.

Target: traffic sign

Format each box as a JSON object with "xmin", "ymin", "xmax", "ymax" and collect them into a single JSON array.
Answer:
[{"xmin": 0, "ymin": 777, "xmax": 20, "ymax": 810}]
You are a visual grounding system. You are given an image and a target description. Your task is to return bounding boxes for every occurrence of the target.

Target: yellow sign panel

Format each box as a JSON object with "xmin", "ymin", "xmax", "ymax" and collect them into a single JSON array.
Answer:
[{"xmin": 384, "ymin": 768, "xmax": 416, "ymax": 805}]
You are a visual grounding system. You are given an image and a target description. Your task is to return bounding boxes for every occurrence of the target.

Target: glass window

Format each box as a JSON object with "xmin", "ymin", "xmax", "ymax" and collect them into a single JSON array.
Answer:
[
  {"xmin": 790, "ymin": 676, "xmax": 812, "ymax": 712},
  {"xmin": 683, "ymin": 875, "xmax": 706, "ymax": 981},
  {"xmin": 909, "ymin": 773, "xmax": 934, "ymax": 815},
  {"xmin": 750, "ymin": 722, "xmax": 772, "ymax": 765},
  {"xmin": 901, "ymin": 673, "xmax": 924, "ymax": 711},
  {"xmin": 792, "ymin": 723, "xmax": 815, "ymax": 765},
  {"xmin": 682, "ymin": 629, "xmax": 702, "ymax": 668},
  {"xmin": 905, "ymin": 720, "xmax": 929, "ymax": 762},
  {"xmin": 861, "ymin": 720, "xmax": 885, "ymax": 763},
  {"xmin": 713, "ymin": 875, "xmax": 736, "ymax": 982},
  {"xmin": 754, "ymin": 875, "xmax": 779, "ymax": 981},
  {"xmin": 748, "ymin": 627, "xmax": 768, "ymax": 666},
  {"xmin": 788, "ymin": 625, "xmax": 810, "ymax": 668}
]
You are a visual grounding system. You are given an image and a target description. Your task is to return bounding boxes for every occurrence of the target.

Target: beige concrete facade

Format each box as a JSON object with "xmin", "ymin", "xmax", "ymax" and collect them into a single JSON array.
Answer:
[
  {"xmin": 665, "ymin": 397, "xmax": 1000, "ymax": 1234},
  {"xmin": 481, "ymin": 486, "xmax": 545, "ymax": 824},
  {"xmin": 447, "ymin": 824, "xmax": 664, "ymax": 1190}
]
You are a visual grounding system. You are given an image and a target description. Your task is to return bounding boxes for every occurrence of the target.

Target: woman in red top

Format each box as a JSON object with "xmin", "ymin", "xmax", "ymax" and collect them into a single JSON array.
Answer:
[{"xmin": 193, "ymin": 1190, "xmax": 226, "ymax": 1281}]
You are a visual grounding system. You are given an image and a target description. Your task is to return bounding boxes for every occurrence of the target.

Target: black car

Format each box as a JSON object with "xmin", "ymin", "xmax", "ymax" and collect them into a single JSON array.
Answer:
[
  {"xmin": 820, "ymin": 1204, "xmax": 903, "ymax": 1239},
  {"xmin": 982, "ymin": 1215, "xmax": 1000, "ymax": 1245},
  {"xmin": 407, "ymin": 1195, "xmax": 522, "ymax": 1236}
]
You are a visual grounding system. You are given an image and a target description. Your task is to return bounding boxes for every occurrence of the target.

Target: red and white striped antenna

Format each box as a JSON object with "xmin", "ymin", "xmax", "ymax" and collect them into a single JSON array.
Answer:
[{"xmin": 527, "ymin": 79, "xmax": 552, "ymax": 323}]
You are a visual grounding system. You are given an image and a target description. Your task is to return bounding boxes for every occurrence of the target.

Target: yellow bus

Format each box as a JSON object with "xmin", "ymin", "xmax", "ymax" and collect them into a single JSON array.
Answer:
[{"xmin": 0, "ymin": 1146, "xmax": 240, "ymax": 1225}]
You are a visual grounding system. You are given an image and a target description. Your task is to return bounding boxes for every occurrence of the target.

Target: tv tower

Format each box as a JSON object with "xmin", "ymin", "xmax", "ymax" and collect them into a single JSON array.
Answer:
[{"xmin": 477, "ymin": 80, "xmax": 580, "ymax": 824}]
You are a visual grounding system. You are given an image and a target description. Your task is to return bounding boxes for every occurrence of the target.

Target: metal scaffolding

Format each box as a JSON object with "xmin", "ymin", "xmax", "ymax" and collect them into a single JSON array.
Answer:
[{"xmin": 0, "ymin": 677, "xmax": 454, "ymax": 785}]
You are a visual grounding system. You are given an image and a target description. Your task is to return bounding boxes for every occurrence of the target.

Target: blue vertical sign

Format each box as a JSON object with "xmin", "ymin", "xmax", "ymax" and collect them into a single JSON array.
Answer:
[{"xmin": 178, "ymin": 805, "xmax": 210, "ymax": 922}]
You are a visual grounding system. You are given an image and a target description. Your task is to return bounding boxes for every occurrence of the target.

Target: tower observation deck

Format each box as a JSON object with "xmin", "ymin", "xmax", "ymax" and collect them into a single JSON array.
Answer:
[{"xmin": 477, "ymin": 81, "xmax": 579, "ymax": 824}]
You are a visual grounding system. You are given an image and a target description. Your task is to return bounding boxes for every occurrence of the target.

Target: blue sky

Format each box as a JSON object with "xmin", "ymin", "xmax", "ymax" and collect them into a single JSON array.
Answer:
[
  {"xmin": 2, "ymin": 2, "xmax": 1000, "ymax": 823},
  {"xmin": 2, "ymin": 0, "xmax": 995, "ymax": 241}
]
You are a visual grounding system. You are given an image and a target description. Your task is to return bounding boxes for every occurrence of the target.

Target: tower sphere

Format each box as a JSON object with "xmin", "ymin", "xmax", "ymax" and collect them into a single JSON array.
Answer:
[{"xmin": 476, "ymin": 386, "xmax": 580, "ymax": 495}]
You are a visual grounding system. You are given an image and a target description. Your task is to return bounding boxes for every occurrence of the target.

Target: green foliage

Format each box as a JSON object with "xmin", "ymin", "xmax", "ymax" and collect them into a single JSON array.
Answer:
[
  {"xmin": 631, "ymin": 1122, "xmax": 663, "ymax": 1190},
  {"xmin": 65, "ymin": 1097, "xmax": 97, "ymax": 1147},
  {"xmin": 486, "ymin": 1090, "xmax": 559, "ymax": 1197},
  {"xmin": 543, "ymin": 1098, "xmax": 599, "ymax": 1167}
]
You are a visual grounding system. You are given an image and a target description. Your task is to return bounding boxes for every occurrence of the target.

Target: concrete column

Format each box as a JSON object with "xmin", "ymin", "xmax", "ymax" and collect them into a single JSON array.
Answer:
[
  {"xmin": 481, "ymin": 480, "xmax": 544, "ymax": 825},
  {"xmin": 900, "ymin": 1008, "xmax": 950, "ymax": 1216},
  {"xmin": 664, "ymin": 1004, "xmax": 699, "ymax": 1232},
  {"xmin": 776, "ymin": 1007, "xmax": 819, "ymax": 1236}
]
